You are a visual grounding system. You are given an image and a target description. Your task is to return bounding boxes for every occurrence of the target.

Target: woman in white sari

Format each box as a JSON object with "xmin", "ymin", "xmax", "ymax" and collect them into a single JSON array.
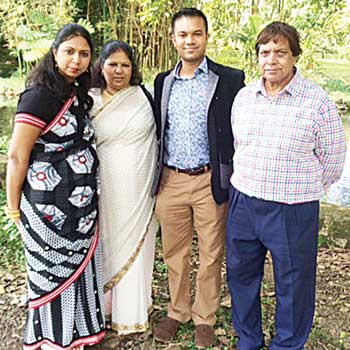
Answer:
[{"xmin": 89, "ymin": 41, "xmax": 158, "ymax": 335}]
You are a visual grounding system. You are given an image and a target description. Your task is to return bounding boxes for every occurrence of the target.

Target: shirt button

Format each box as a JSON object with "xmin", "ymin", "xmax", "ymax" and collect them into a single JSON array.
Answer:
[
  {"xmin": 83, "ymin": 249, "xmax": 87, "ymax": 254},
  {"xmin": 49, "ymin": 276, "xmax": 53, "ymax": 280},
  {"xmin": 25, "ymin": 224, "xmax": 30, "ymax": 229},
  {"xmin": 37, "ymin": 336, "xmax": 42, "ymax": 340},
  {"xmin": 45, "ymin": 246, "xmax": 50, "ymax": 251},
  {"xmin": 35, "ymin": 320, "xmax": 39, "ymax": 324},
  {"xmin": 217, "ymin": 128, "xmax": 221, "ymax": 132},
  {"xmin": 96, "ymin": 308, "xmax": 100, "ymax": 312},
  {"xmin": 68, "ymin": 251, "xmax": 73, "ymax": 256}
]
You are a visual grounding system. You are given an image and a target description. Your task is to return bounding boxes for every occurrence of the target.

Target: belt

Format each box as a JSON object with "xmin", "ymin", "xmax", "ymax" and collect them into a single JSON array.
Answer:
[{"xmin": 165, "ymin": 164, "xmax": 211, "ymax": 176}]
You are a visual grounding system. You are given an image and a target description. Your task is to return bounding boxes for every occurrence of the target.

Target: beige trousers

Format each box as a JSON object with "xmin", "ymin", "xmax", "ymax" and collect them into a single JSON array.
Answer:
[{"xmin": 155, "ymin": 167, "xmax": 227, "ymax": 326}]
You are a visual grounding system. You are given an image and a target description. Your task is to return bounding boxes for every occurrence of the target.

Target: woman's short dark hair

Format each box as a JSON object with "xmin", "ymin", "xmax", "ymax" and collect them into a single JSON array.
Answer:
[
  {"xmin": 92, "ymin": 41, "xmax": 142, "ymax": 90},
  {"xmin": 26, "ymin": 23, "xmax": 94, "ymax": 110},
  {"xmin": 171, "ymin": 8, "xmax": 208, "ymax": 34},
  {"xmin": 255, "ymin": 21, "xmax": 302, "ymax": 58}
]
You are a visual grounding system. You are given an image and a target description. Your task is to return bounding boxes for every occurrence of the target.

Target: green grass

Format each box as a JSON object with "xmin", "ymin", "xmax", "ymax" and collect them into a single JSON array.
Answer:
[
  {"xmin": 299, "ymin": 56, "xmax": 350, "ymax": 105},
  {"xmin": 317, "ymin": 57, "xmax": 350, "ymax": 83},
  {"xmin": 308, "ymin": 326, "xmax": 340, "ymax": 349}
]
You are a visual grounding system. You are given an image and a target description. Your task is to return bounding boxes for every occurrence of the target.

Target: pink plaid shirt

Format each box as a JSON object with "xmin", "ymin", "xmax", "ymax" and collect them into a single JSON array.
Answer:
[{"xmin": 231, "ymin": 71, "xmax": 347, "ymax": 204}]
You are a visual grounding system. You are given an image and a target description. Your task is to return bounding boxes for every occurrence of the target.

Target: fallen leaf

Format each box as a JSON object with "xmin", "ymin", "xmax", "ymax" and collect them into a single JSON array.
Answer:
[
  {"xmin": 0, "ymin": 285, "xmax": 5, "ymax": 294},
  {"xmin": 214, "ymin": 327, "xmax": 226, "ymax": 336}
]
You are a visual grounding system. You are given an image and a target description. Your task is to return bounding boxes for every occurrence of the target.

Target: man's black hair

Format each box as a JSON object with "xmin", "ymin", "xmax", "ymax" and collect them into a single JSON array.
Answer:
[{"xmin": 171, "ymin": 8, "xmax": 208, "ymax": 34}]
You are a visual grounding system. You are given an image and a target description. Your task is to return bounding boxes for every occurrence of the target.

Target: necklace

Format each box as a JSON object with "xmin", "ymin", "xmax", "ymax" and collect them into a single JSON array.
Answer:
[{"xmin": 102, "ymin": 88, "xmax": 116, "ymax": 100}]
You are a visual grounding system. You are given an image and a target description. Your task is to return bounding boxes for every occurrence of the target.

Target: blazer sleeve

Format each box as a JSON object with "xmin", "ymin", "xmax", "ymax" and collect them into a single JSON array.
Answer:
[{"xmin": 153, "ymin": 73, "xmax": 164, "ymax": 141}]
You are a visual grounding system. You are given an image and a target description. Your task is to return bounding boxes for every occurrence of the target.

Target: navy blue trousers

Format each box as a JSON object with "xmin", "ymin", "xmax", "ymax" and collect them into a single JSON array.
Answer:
[{"xmin": 226, "ymin": 186, "xmax": 319, "ymax": 350}]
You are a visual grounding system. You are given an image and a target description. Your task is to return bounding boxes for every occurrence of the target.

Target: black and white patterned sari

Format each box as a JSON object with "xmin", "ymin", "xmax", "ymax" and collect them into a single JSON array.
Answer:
[{"xmin": 15, "ymin": 85, "xmax": 105, "ymax": 350}]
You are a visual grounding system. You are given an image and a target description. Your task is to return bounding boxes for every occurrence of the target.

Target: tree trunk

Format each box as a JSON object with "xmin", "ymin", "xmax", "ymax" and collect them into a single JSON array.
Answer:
[{"xmin": 106, "ymin": 0, "xmax": 118, "ymax": 39}]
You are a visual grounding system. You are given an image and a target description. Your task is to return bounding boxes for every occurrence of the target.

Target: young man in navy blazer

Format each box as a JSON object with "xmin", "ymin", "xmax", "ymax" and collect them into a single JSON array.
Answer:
[{"xmin": 152, "ymin": 8, "xmax": 245, "ymax": 348}]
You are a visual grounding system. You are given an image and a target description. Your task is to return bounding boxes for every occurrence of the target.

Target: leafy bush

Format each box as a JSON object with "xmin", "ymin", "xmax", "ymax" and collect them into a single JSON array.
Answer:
[
  {"xmin": 323, "ymin": 79, "xmax": 350, "ymax": 93},
  {"xmin": 0, "ymin": 135, "xmax": 10, "ymax": 153},
  {"xmin": 0, "ymin": 190, "xmax": 25, "ymax": 270}
]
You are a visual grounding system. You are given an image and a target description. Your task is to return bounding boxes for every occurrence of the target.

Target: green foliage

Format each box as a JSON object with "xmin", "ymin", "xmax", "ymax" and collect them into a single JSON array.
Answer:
[
  {"xmin": 0, "ymin": 190, "xmax": 25, "ymax": 270},
  {"xmin": 77, "ymin": 18, "xmax": 95, "ymax": 35},
  {"xmin": 318, "ymin": 234, "xmax": 331, "ymax": 247},
  {"xmin": 155, "ymin": 260, "xmax": 168, "ymax": 273},
  {"xmin": 11, "ymin": 16, "xmax": 95, "ymax": 73},
  {"xmin": 0, "ymin": 136, "xmax": 10, "ymax": 153},
  {"xmin": 0, "ymin": 0, "xmax": 78, "ymax": 75},
  {"xmin": 309, "ymin": 327, "xmax": 339, "ymax": 348},
  {"xmin": 291, "ymin": 0, "xmax": 346, "ymax": 71},
  {"xmin": 0, "ymin": 77, "xmax": 24, "ymax": 96},
  {"xmin": 1, "ymin": 0, "xmax": 350, "ymax": 81},
  {"xmin": 16, "ymin": 24, "xmax": 53, "ymax": 65},
  {"xmin": 207, "ymin": 0, "xmax": 350, "ymax": 80},
  {"xmin": 231, "ymin": 14, "xmax": 267, "ymax": 79},
  {"xmin": 323, "ymin": 79, "xmax": 350, "ymax": 93},
  {"xmin": 338, "ymin": 331, "xmax": 348, "ymax": 349}
]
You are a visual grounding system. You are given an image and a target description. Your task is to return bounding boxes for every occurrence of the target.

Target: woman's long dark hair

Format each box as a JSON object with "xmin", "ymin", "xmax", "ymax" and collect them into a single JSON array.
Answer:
[
  {"xmin": 26, "ymin": 23, "xmax": 94, "ymax": 111},
  {"xmin": 91, "ymin": 40, "xmax": 142, "ymax": 90}
]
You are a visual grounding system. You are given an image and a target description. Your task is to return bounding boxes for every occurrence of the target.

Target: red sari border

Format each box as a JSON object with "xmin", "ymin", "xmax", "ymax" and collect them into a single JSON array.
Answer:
[
  {"xmin": 41, "ymin": 96, "xmax": 75, "ymax": 135},
  {"xmin": 15, "ymin": 113, "xmax": 47, "ymax": 129},
  {"xmin": 23, "ymin": 330, "xmax": 106, "ymax": 350},
  {"xmin": 28, "ymin": 226, "xmax": 99, "ymax": 309}
]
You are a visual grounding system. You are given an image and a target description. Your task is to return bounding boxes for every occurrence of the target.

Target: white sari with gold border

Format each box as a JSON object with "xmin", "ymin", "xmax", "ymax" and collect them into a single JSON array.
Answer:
[{"xmin": 90, "ymin": 85, "xmax": 158, "ymax": 334}]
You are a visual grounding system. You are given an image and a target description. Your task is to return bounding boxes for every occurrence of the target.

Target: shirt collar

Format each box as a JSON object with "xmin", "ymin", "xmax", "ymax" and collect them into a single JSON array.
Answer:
[
  {"xmin": 174, "ymin": 56, "xmax": 208, "ymax": 80},
  {"xmin": 254, "ymin": 67, "xmax": 301, "ymax": 97}
]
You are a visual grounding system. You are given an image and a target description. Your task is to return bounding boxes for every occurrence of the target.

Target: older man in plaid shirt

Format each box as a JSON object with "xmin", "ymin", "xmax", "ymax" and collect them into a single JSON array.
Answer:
[{"xmin": 226, "ymin": 22, "xmax": 347, "ymax": 350}]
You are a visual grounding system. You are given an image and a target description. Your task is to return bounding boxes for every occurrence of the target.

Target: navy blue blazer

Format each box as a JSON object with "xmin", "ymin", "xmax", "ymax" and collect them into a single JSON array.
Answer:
[{"xmin": 152, "ymin": 57, "xmax": 245, "ymax": 204}]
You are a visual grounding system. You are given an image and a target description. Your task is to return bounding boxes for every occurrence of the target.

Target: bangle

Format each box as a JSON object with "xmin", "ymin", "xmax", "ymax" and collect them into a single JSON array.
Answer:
[
  {"xmin": 5, "ymin": 205, "xmax": 20, "ymax": 213},
  {"xmin": 4, "ymin": 205, "xmax": 20, "ymax": 219}
]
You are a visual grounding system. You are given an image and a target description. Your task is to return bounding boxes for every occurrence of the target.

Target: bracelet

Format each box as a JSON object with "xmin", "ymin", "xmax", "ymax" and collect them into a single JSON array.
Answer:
[{"xmin": 4, "ymin": 205, "xmax": 20, "ymax": 219}]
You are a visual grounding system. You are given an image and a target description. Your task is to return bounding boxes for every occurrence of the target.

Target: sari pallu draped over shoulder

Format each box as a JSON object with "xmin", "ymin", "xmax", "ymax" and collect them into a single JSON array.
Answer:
[{"xmin": 90, "ymin": 85, "xmax": 158, "ymax": 327}]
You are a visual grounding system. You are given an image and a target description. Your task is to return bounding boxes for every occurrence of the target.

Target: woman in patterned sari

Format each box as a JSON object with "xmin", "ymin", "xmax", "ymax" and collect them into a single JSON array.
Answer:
[
  {"xmin": 89, "ymin": 41, "xmax": 158, "ymax": 334},
  {"xmin": 6, "ymin": 24, "xmax": 105, "ymax": 350}
]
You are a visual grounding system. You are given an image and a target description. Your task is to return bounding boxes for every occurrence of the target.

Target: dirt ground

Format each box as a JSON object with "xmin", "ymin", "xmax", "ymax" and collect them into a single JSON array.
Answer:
[{"xmin": 0, "ymin": 246, "xmax": 349, "ymax": 350}]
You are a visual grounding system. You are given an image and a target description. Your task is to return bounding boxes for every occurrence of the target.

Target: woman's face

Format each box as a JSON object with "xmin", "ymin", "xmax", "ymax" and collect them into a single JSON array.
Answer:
[
  {"xmin": 53, "ymin": 35, "xmax": 91, "ymax": 83},
  {"xmin": 102, "ymin": 50, "xmax": 132, "ymax": 93}
]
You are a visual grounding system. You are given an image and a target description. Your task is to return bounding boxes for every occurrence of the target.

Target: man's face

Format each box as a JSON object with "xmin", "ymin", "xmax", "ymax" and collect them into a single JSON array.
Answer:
[
  {"xmin": 258, "ymin": 36, "xmax": 297, "ymax": 88},
  {"xmin": 172, "ymin": 16, "xmax": 208, "ymax": 65}
]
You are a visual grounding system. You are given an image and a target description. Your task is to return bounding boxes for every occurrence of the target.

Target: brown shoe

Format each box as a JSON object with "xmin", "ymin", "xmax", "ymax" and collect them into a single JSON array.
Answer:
[
  {"xmin": 195, "ymin": 324, "xmax": 215, "ymax": 348},
  {"xmin": 153, "ymin": 316, "xmax": 180, "ymax": 342}
]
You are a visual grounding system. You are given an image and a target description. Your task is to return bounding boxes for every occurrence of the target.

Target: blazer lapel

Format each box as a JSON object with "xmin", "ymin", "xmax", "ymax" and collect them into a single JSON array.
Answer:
[
  {"xmin": 206, "ymin": 70, "xmax": 219, "ymax": 114},
  {"xmin": 160, "ymin": 73, "xmax": 174, "ymax": 137}
]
